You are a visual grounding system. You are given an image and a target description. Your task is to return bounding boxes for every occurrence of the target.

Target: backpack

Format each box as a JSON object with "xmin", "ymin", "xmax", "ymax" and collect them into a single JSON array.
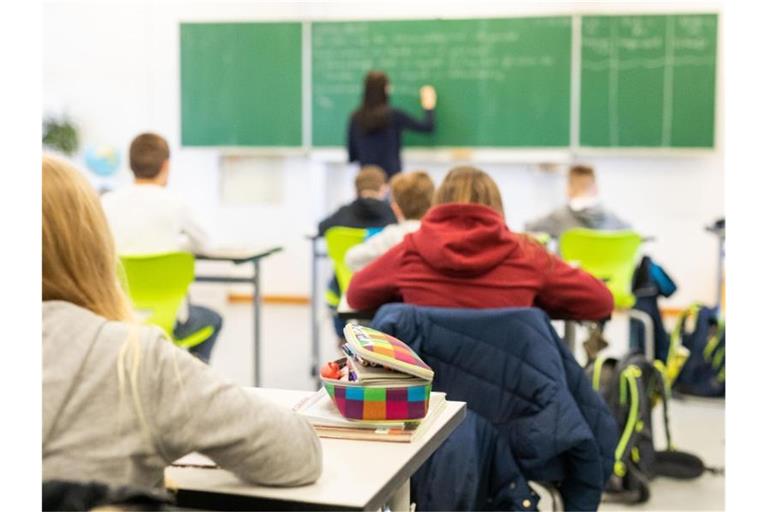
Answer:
[
  {"xmin": 586, "ymin": 352, "xmax": 711, "ymax": 504},
  {"xmin": 669, "ymin": 304, "xmax": 725, "ymax": 397}
]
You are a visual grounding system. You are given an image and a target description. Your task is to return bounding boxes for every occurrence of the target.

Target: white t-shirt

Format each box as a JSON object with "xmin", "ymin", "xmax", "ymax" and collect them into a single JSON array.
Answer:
[
  {"xmin": 101, "ymin": 184, "xmax": 209, "ymax": 255},
  {"xmin": 345, "ymin": 220, "xmax": 421, "ymax": 272}
]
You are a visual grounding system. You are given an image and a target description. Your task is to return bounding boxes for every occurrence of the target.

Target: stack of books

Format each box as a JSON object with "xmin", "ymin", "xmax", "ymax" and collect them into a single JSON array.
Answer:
[{"xmin": 293, "ymin": 390, "xmax": 447, "ymax": 443}]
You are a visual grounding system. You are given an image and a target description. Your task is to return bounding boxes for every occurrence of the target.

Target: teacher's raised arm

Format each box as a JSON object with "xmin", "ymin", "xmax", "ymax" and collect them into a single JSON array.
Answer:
[{"xmin": 347, "ymin": 71, "xmax": 437, "ymax": 179}]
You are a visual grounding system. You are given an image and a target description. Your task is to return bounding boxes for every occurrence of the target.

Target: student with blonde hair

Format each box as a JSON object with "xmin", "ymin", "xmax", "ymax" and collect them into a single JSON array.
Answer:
[
  {"xmin": 347, "ymin": 166, "xmax": 614, "ymax": 320},
  {"xmin": 345, "ymin": 170, "xmax": 434, "ymax": 271},
  {"xmin": 43, "ymin": 155, "xmax": 321, "ymax": 489}
]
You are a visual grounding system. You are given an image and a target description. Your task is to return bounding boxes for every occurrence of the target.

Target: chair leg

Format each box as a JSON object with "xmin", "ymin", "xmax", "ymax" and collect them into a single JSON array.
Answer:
[{"xmin": 627, "ymin": 309, "xmax": 655, "ymax": 360}]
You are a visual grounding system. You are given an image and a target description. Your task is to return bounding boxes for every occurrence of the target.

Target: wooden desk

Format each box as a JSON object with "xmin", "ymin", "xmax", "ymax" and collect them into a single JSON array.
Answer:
[
  {"xmin": 166, "ymin": 388, "xmax": 466, "ymax": 511},
  {"xmin": 194, "ymin": 246, "xmax": 283, "ymax": 386}
]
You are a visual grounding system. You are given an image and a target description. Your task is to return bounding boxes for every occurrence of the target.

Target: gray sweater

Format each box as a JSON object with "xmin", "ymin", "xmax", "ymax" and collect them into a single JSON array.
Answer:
[
  {"xmin": 43, "ymin": 301, "xmax": 321, "ymax": 488},
  {"xmin": 524, "ymin": 204, "xmax": 631, "ymax": 239}
]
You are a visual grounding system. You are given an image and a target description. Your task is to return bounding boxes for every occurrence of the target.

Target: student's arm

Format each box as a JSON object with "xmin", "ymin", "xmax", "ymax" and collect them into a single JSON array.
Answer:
[
  {"xmin": 345, "ymin": 226, "xmax": 398, "ymax": 272},
  {"xmin": 346, "ymin": 243, "xmax": 404, "ymax": 310},
  {"xmin": 531, "ymin": 245, "xmax": 614, "ymax": 321},
  {"xmin": 142, "ymin": 331, "xmax": 322, "ymax": 486},
  {"xmin": 347, "ymin": 118, "xmax": 359, "ymax": 163},
  {"xmin": 179, "ymin": 204, "xmax": 211, "ymax": 253},
  {"xmin": 393, "ymin": 109, "xmax": 435, "ymax": 133},
  {"xmin": 524, "ymin": 211, "xmax": 560, "ymax": 238}
]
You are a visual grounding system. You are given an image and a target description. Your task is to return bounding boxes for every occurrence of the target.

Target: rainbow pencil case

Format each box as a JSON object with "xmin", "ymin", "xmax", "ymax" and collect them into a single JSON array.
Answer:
[{"xmin": 320, "ymin": 324, "xmax": 434, "ymax": 421}]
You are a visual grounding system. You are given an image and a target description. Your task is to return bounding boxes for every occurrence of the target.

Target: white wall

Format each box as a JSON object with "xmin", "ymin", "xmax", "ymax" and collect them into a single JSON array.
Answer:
[{"xmin": 43, "ymin": 1, "xmax": 724, "ymax": 308}]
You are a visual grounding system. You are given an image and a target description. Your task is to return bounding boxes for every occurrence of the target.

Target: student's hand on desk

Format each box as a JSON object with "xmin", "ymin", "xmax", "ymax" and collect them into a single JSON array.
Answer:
[{"xmin": 420, "ymin": 85, "xmax": 437, "ymax": 109}]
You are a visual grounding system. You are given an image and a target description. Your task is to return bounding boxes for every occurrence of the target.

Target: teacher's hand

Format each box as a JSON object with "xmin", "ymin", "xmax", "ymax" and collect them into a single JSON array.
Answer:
[{"xmin": 420, "ymin": 85, "xmax": 437, "ymax": 110}]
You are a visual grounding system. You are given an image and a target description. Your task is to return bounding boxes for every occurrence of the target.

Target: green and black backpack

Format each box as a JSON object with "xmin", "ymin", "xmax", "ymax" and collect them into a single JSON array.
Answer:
[
  {"xmin": 669, "ymin": 304, "xmax": 725, "ymax": 397},
  {"xmin": 586, "ymin": 352, "xmax": 714, "ymax": 503}
]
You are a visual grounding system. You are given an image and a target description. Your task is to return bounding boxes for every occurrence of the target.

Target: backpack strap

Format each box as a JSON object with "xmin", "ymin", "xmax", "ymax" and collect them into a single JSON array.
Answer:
[
  {"xmin": 592, "ymin": 355, "xmax": 609, "ymax": 392},
  {"xmin": 614, "ymin": 365, "xmax": 643, "ymax": 477}
]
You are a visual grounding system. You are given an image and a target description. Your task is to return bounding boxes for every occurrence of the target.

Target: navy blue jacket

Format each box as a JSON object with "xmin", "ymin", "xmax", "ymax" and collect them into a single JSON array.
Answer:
[
  {"xmin": 347, "ymin": 108, "xmax": 435, "ymax": 177},
  {"xmin": 372, "ymin": 305, "xmax": 618, "ymax": 511}
]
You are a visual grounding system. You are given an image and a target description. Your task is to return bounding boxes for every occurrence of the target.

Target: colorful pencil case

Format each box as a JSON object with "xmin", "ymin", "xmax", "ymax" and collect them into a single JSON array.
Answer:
[{"xmin": 320, "ymin": 325, "xmax": 434, "ymax": 421}]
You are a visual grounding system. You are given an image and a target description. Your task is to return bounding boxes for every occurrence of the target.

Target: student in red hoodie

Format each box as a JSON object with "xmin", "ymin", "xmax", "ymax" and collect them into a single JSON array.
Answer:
[{"xmin": 346, "ymin": 166, "xmax": 614, "ymax": 321}]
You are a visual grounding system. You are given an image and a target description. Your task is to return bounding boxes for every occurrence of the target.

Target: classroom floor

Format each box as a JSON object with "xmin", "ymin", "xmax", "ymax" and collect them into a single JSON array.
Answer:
[{"xmin": 189, "ymin": 286, "xmax": 725, "ymax": 512}]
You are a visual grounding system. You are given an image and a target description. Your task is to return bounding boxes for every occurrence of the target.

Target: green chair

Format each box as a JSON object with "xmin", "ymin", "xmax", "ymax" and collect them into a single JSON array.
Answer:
[
  {"xmin": 324, "ymin": 227, "xmax": 368, "ymax": 307},
  {"xmin": 559, "ymin": 228, "xmax": 643, "ymax": 310},
  {"xmin": 119, "ymin": 252, "xmax": 213, "ymax": 349}
]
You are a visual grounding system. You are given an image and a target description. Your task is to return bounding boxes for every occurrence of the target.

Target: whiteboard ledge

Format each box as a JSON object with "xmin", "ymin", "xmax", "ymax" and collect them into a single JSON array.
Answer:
[
  {"xmin": 310, "ymin": 147, "xmax": 573, "ymax": 165},
  {"xmin": 574, "ymin": 147, "xmax": 719, "ymax": 158},
  {"xmin": 183, "ymin": 146, "xmax": 308, "ymax": 157}
]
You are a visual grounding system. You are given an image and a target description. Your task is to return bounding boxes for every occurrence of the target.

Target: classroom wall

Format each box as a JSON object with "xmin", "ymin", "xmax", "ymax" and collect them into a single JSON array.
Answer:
[{"xmin": 43, "ymin": 1, "xmax": 724, "ymax": 308}]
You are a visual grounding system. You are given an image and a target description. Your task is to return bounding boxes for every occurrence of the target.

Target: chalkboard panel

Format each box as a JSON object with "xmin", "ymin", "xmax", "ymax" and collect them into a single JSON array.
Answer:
[
  {"xmin": 580, "ymin": 14, "xmax": 717, "ymax": 148},
  {"xmin": 180, "ymin": 22, "xmax": 302, "ymax": 147},
  {"xmin": 312, "ymin": 17, "xmax": 572, "ymax": 148}
]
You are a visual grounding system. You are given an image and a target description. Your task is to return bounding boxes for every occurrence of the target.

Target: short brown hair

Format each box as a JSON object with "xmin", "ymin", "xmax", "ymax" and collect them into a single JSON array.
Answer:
[
  {"xmin": 129, "ymin": 133, "xmax": 170, "ymax": 179},
  {"xmin": 355, "ymin": 165, "xmax": 388, "ymax": 196},
  {"xmin": 433, "ymin": 166, "xmax": 504, "ymax": 216},
  {"xmin": 390, "ymin": 171, "xmax": 435, "ymax": 220},
  {"xmin": 568, "ymin": 164, "xmax": 595, "ymax": 183}
]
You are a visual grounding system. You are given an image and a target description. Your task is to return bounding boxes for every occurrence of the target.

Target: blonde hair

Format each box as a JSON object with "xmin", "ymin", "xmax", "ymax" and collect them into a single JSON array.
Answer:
[
  {"xmin": 43, "ymin": 155, "xmax": 133, "ymax": 321},
  {"xmin": 43, "ymin": 155, "xmax": 166, "ymax": 454},
  {"xmin": 433, "ymin": 166, "xmax": 505, "ymax": 216},
  {"xmin": 390, "ymin": 171, "xmax": 434, "ymax": 220}
]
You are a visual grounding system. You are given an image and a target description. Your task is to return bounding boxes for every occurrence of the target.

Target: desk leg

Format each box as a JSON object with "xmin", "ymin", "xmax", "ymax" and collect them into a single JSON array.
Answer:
[
  {"xmin": 386, "ymin": 479, "xmax": 410, "ymax": 512},
  {"xmin": 716, "ymin": 235, "xmax": 724, "ymax": 310},
  {"xmin": 311, "ymin": 239, "xmax": 320, "ymax": 389},
  {"xmin": 564, "ymin": 320, "xmax": 576, "ymax": 352},
  {"xmin": 252, "ymin": 260, "xmax": 261, "ymax": 387}
]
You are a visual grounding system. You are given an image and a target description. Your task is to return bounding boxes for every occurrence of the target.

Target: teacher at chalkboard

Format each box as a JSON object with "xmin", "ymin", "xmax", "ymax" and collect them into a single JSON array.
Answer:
[{"xmin": 347, "ymin": 71, "xmax": 437, "ymax": 179}]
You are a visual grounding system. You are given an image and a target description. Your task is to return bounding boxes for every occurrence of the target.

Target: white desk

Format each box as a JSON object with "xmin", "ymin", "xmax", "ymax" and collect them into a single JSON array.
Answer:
[
  {"xmin": 194, "ymin": 246, "xmax": 283, "ymax": 386},
  {"xmin": 166, "ymin": 388, "xmax": 466, "ymax": 511}
]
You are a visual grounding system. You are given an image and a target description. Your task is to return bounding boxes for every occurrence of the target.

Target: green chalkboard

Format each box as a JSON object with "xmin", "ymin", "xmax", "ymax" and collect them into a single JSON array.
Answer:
[
  {"xmin": 580, "ymin": 14, "xmax": 717, "ymax": 148},
  {"xmin": 180, "ymin": 22, "xmax": 302, "ymax": 147},
  {"xmin": 312, "ymin": 17, "xmax": 572, "ymax": 148}
]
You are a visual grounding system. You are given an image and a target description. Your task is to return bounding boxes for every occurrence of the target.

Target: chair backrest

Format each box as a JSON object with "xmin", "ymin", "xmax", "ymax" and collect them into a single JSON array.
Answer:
[
  {"xmin": 119, "ymin": 252, "xmax": 195, "ymax": 337},
  {"xmin": 324, "ymin": 227, "xmax": 368, "ymax": 293},
  {"xmin": 559, "ymin": 228, "xmax": 643, "ymax": 310}
]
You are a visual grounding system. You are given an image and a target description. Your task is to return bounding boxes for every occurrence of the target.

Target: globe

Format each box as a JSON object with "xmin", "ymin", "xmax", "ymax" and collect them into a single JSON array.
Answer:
[{"xmin": 84, "ymin": 145, "xmax": 121, "ymax": 177}]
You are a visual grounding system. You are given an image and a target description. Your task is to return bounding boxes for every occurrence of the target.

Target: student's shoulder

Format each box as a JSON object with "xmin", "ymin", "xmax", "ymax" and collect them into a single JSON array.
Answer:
[{"xmin": 42, "ymin": 301, "xmax": 167, "ymax": 359}]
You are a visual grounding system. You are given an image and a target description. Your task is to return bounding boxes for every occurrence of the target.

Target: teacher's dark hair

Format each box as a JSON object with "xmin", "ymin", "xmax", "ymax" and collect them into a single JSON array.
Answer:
[{"xmin": 352, "ymin": 71, "xmax": 391, "ymax": 134}]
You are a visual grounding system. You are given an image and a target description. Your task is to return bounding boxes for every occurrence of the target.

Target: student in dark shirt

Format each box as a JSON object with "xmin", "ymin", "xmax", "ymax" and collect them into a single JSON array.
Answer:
[
  {"xmin": 318, "ymin": 165, "xmax": 396, "ymax": 340},
  {"xmin": 347, "ymin": 71, "xmax": 437, "ymax": 178},
  {"xmin": 318, "ymin": 165, "xmax": 397, "ymax": 235}
]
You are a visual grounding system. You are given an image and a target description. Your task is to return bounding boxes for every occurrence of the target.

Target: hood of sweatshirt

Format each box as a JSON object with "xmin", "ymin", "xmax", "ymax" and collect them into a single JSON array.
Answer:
[
  {"xmin": 568, "ymin": 204, "xmax": 612, "ymax": 229},
  {"xmin": 409, "ymin": 203, "xmax": 518, "ymax": 277}
]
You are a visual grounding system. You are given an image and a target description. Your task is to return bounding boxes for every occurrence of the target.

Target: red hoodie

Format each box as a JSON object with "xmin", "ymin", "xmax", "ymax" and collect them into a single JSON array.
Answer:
[{"xmin": 346, "ymin": 203, "xmax": 614, "ymax": 320}]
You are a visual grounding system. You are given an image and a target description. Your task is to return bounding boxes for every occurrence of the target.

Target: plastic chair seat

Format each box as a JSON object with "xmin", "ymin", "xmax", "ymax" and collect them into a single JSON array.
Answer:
[{"xmin": 119, "ymin": 252, "xmax": 213, "ymax": 349}]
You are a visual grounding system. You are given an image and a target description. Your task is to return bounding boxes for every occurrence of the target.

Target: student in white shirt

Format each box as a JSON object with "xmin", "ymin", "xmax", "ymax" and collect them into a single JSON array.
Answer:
[
  {"xmin": 102, "ymin": 133, "xmax": 221, "ymax": 363},
  {"xmin": 345, "ymin": 170, "xmax": 435, "ymax": 272}
]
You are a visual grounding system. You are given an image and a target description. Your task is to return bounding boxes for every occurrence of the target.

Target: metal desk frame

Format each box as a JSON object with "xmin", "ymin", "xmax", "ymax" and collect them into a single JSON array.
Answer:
[{"xmin": 195, "ymin": 247, "xmax": 283, "ymax": 386}]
